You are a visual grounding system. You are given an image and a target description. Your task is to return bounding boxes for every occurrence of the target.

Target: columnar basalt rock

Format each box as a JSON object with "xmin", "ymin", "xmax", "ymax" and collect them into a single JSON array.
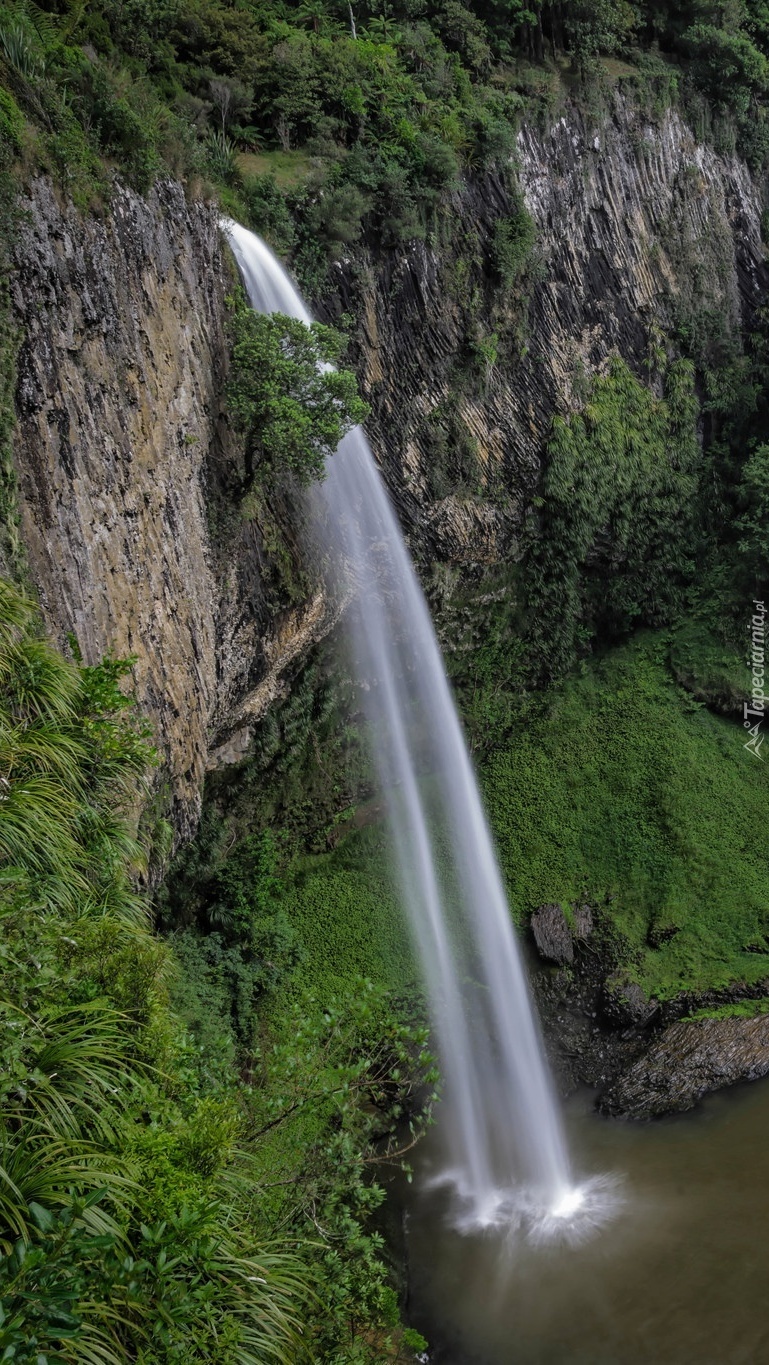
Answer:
[
  {"xmin": 326, "ymin": 94, "xmax": 767, "ymax": 569},
  {"xmin": 599, "ymin": 1015, "xmax": 769, "ymax": 1118},
  {"xmin": 8, "ymin": 97, "xmax": 768, "ymax": 842},
  {"xmin": 9, "ymin": 178, "xmax": 331, "ymax": 836}
]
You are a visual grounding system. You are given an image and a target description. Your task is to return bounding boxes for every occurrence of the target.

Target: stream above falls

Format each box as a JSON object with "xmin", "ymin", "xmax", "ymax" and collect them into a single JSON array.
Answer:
[{"xmin": 401, "ymin": 1076, "xmax": 769, "ymax": 1365}]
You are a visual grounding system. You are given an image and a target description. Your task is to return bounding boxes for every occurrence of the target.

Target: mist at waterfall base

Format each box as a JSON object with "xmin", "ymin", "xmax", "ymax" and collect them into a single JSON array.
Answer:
[
  {"xmin": 400, "ymin": 1077, "xmax": 769, "ymax": 1364},
  {"xmin": 224, "ymin": 220, "xmax": 614, "ymax": 1240}
]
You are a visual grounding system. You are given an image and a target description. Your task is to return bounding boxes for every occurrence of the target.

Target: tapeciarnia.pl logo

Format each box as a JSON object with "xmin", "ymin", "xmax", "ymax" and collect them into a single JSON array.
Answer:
[{"xmin": 744, "ymin": 599, "xmax": 766, "ymax": 760}]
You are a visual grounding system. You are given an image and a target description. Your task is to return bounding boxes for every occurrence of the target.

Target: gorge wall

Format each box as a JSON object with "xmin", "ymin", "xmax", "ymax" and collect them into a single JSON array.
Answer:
[
  {"xmin": 7, "ymin": 93, "xmax": 767, "ymax": 835},
  {"xmin": 8, "ymin": 178, "xmax": 335, "ymax": 836},
  {"xmin": 326, "ymin": 93, "xmax": 766, "ymax": 569}
]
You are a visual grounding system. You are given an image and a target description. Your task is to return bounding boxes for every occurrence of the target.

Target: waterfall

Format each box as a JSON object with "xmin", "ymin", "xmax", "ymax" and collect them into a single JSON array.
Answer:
[{"xmin": 224, "ymin": 220, "xmax": 578, "ymax": 1228}]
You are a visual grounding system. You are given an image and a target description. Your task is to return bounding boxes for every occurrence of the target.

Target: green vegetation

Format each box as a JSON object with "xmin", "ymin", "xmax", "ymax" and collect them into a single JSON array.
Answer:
[
  {"xmin": 0, "ymin": 580, "xmax": 434, "ymax": 1363},
  {"xmin": 668, "ymin": 620, "xmax": 749, "ymax": 713},
  {"xmin": 226, "ymin": 288, "xmax": 368, "ymax": 487},
  {"xmin": 685, "ymin": 998, "xmax": 769, "ymax": 1021},
  {"xmin": 526, "ymin": 353, "xmax": 701, "ymax": 680},
  {"xmin": 158, "ymin": 792, "xmax": 417, "ymax": 1017},
  {"xmin": 173, "ymin": 648, "xmax": 372, "ymax": 853},
  {"xmin": 492, "ymin": 194, "xmax": 537, "ymax": 291},
  {"xmin": 484, "ymin": 633, "xmax": 769, "ymax": 1001},
  {"xmin": 244, "ymin": 628, "xmax": 768, "ymax": 1012},
  {"xmin": 2, "ymin": 0, "xmax": 769, "ymax": 289},
  {"xmin": 277, "ymin": 828, "xmax": 417, "ymax": 998}
]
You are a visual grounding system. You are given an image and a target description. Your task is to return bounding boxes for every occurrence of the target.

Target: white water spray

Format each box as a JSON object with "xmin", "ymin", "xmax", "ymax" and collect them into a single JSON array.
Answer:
[{"xmin": 224, "ymin": 220, "xmax": 580, "ymax": 1227}]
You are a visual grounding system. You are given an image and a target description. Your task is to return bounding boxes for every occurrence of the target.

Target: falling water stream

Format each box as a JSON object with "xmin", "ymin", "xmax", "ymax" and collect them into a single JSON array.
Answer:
[
  {"xmin": 399, "ymin": 1077, "xmax": 769, "ymax": 1363},
  {"xmin": 224, "ymin": 222, "xmax": 596, "ymax": 1233}
]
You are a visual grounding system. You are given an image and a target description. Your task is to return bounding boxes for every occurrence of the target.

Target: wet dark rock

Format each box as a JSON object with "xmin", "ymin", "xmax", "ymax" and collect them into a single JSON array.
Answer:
[
  {"xmin": 529, "ymin": 924, "xmax": 648, "ymax": 1096},
  {"xmin": 531, "ymin": 904, "xmax": 575, "ymax": 965},
  {"xmin": 599, "ymin": 1016, "xmax": 769, "ymax": 1118},
  {"xmin": 533, "ymin": 922, "xmax": 769, "ymax": 1114},
  {"xmin": 601, "ymin": 974, "xmax": 658, "ymax": 1028},
  {"xmin": 657, "ymin": 976, "xmax": 769, "ymax": 1028},
  {"xmin": 573, "ymin": 905, "xmax": 594, "ymax": 940},
  {"xmin": 529, "ymin": 912, "xmax": 769, "ymax": 1116}
]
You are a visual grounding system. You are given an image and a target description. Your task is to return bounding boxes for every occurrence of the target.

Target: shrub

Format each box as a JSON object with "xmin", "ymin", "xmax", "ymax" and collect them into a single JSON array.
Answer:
[
  {"xmin": 526, "ymin": 355, "xmax": 701, "ymax": 678},
  {"xmin": 226, "ymin": 291, "xmax": 369, "ymax": 486},
  {"xmin": 0, "ymin": 581, "xmax": 321, "ymax": 1361},
  {"xmin": 0, "ymin": 85, "xmax": 24, "ymax": 148},
  {"xmin": 241, "ymin": 171, "xmax": 297, "ymax": 254},
  {"xmin": 492, "ymin": 195, "xmax": 536, "ymax": 289},
  {"xmin": 682, "ymin": 22, "xmax": 769, "ymax": 119}
]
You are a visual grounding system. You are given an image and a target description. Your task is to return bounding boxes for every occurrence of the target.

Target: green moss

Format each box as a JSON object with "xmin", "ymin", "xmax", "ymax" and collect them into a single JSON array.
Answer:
[
  {"xmin": 0, "ymin": 87, "xmax": 24, "ymax": 149},
  {"xmin": 483, "ymin": 633, "xmax": 769, "ymax": 1000},
  {"xmin": 685, "ymin": 999, "xmax": 769, "ymax": 1022}
]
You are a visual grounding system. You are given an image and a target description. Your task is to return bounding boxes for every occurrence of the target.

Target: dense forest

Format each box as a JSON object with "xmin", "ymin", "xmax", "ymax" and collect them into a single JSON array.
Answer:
[
  {"xmin": 3, "ymin": 0, "xmax": 769, "ymax": 256},
  {"xmin": 1, "ymin": 0, "xmax": 769, "ymax": 1360}
]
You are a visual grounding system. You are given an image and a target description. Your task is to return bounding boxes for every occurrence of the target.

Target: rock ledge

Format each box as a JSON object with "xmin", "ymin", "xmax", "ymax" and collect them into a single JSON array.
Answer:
[{"xmin": 599, "ymin": 1015, "xmax": 769, "ymax": 1118}]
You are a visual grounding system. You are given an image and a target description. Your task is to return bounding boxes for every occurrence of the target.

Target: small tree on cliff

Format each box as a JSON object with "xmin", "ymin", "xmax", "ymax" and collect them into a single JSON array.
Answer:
[{"xmin": 226, "ymin": 291, "xmax": 369, "ymax": 486}]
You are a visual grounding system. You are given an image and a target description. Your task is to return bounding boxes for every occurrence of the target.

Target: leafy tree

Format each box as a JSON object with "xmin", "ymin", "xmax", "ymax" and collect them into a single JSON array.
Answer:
[
  {"xmin": 246, "ymin": 983, "xmax": 436, "ymax": 1360},
  {"xmin": 682, "ymin": 20, "xmax": 769, "ymax": 116},
  {"xmin": 163, "ymin": 833, "xmax": 302, "ymax": 1044},
  {"xmin": 226, "ymin": 292, "xmax": 369, "ymax": 485},
  {"xmin": 240, "ymin": 171, "xmax": 297, "ymax": 255},
  {"xmin": 562, "ymin": 0, "xmax": 640, "ymax": 62}
]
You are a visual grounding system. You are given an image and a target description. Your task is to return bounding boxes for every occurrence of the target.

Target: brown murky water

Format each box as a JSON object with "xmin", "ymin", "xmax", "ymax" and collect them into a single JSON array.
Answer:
[{"xmin": 403, "ymin": 1081, "xmax": 769, "ymax": 1365}]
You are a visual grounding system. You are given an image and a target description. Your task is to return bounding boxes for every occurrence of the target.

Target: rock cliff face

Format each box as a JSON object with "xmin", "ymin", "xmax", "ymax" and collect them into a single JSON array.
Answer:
[
  {"xmin": 600, "ymin": 1015, "xmax": 769, "ymax": 1118},
  {"xmin": 8, "ymin": 94, "xmax": 768, "ymax": 841},
  {"xmin": 9, "ymin": 178, "xmax": 332, "ymax": 837},
  {"xmin": 9, "ymin": 97, "xmax": 769, "ymax": 1110},
  {"xmin": 326, "ymin": 93, "xmax": 767, "ymax": 571}
]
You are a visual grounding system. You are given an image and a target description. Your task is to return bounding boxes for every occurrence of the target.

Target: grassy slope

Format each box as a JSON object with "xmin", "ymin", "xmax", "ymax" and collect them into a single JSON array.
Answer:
[
  {"xmin": 485, "ymin": 633, "xmax": 769, "ymax": 999},
  {"xmin": 278, "ymin": 824, "xmax": 417, "ymax": 998},
  {"xmin": 278, "ymin": 632, "xmax": 769, "ymax": 1005}
]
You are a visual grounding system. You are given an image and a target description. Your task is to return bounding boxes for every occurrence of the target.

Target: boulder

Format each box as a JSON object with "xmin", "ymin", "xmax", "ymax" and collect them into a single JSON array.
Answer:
[
  {"xmin": 573, "ymin": 904, "xmax": 594, "ymax": 940},
  {"xmin": 531, "ymin": 904, "xmax": 574, "ymax": 965}
]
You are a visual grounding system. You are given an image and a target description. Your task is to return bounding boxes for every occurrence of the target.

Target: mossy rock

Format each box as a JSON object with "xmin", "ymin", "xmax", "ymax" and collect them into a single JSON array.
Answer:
[{"xmin": 601, "ymin": 973, "xmax": 657, "ymax": 1027}]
